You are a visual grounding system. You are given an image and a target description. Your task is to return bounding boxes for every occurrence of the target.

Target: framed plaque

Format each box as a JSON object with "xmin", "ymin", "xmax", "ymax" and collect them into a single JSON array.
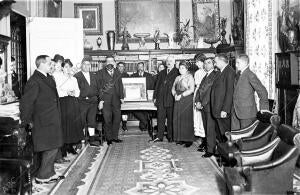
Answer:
[{"xmin": 122, "ymin": 77, "xmax": 147, "ymax": 101}]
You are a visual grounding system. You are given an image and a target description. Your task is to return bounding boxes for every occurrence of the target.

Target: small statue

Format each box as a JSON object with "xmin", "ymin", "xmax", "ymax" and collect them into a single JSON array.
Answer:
[
  {"xmin": 153, "ymin": 29, "xmax": 161, "ymax": 50},
  {"xmin": 119, "ymin": 27, "xmax": 131, "ymax": 50},
  {"xmin": 178, "ymin": 19, "xmax": 193, "ymax": 48},
  {"xmin": 164, "ymin": 32, "xmax": 175, "ymax": 49},
  {"xmin": 220, "ymin": 18, "xmax": 228, "ymax": 45}
]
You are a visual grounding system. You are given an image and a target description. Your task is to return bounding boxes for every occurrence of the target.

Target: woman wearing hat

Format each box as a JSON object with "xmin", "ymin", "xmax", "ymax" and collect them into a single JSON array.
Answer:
[{"xmin": 172, "ymin": 61, "xmax": 195, "ymax": 147}]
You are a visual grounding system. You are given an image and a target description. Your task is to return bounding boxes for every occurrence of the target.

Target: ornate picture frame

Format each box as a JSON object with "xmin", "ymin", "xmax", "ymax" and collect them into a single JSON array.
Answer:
[
  {"xmin": 192, "ymin": 0, "xmax": 220, "ymax": 41},
  {"xmin": 74, "ymin": 3, "xmax": 103, "ymax": 35},
  {"xmin": 115, "ymin": 0, "xmax": 180, "ymax": 43},
  {"xmin": 122, "ymin": 77, "xmax": 147, "ymax": 102}
]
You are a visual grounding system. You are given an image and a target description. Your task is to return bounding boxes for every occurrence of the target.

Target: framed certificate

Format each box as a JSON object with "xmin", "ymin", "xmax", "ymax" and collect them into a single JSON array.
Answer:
[{"xmin": 122, "ymin": 77, "xmax": 147, "ymax": 101}]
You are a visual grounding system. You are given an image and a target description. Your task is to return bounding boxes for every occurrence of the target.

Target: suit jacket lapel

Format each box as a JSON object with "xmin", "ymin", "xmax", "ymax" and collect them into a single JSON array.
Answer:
[
  {"xmin": 35, "ymin": 70, "xmax": 57, "ymax": 94},
  {"xmin": 79, "ymin": 71, "xmax": 91, "ymax": 86}
]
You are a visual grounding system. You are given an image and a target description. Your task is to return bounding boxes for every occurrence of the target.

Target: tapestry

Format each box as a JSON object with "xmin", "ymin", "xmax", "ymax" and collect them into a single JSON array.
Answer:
[{"xmin": 245, "ymin": 0, "xmax": 275, "ymax": 99}]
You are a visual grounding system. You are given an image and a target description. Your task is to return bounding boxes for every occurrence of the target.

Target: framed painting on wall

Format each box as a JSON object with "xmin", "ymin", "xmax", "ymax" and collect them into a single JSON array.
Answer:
[
  {"xmin": 115, "ymin": 0, "xmax": 180, "ymax": 43},
  {"xmin": 192, "ymin": 0, "xmax": 220, "ymax": 41},
  {"xmin": 74, "ymin": 3, "xmax": 103, "ymax": 35}
]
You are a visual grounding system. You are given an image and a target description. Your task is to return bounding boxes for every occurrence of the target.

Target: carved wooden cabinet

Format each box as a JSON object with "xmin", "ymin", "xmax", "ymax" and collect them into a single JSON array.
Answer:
[{"xmin": 275, "ymin": 51, "xmax": 300, "ymax": 125}]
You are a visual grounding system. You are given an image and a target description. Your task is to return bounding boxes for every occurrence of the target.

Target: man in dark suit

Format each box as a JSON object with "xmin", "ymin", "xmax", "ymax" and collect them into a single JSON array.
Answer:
[
  {"xmin": 20, "ymin": 55, "xmax": 64, "ymax": 183},
  {"xmin": 74, "ymin": 57, "xmax": 101, "ymax": 146},
  {"xmin": 98, "ymin": 56, "xmax": 124, "ymax": 145},
  {"xmin": 195, "ymin": 58, "xmax": 219, "ymax": 157},
  {"xmin": 131, "ymin": 62, "xmax": 155, "ymax": 132},
  {"xmin": 153, "ymin": 56, "xmax": 179, "ymax": 142},
  {"xmin": 232, "ymin": 54, "xmax": 269, "ymax": 130},
  {"xmin": 117, "ymin": 62, "xmax": 129, "ymax": 131},
  {"xmin": 211, "ymin": 54, "xmax": 235, "ymax": 145}
]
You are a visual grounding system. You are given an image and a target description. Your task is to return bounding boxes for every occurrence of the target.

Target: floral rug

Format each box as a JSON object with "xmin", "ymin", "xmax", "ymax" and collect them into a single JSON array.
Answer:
[{"xmin": 89, "ymin": 134, "xmax": 226, "ymax": 195}]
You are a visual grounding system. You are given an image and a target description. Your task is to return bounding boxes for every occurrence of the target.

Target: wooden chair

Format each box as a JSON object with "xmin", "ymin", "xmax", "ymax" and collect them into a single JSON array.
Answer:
[{"xmin": 224, "ymin": 124, "xmax": 300, "ymax": 195}]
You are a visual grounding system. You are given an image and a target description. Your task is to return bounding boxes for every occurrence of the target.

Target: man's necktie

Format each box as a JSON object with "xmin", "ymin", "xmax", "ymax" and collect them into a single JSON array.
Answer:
[
  {"xmin": 167, "ymin": 69, "xmax": 170, "ymax": 74},
  {"xmin": 109, "ymin": 70, "xmax": 113, "ymax": 77},
  {"xmin": 202, "ymin": 73, "xmax": 208, "ymax": 81},
  {"xmin": 236, "ymin": 71, "xmax": 241, "ymax": 82}
]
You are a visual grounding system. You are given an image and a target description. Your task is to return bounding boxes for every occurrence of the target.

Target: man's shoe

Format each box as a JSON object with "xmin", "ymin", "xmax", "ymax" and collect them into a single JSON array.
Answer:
[
  {"xmin": 55, "ymin": 158, "xmax": 70, "ymax": 164},
  {"xmin": 197, "ymin": 147, "xmax": 206, "ymax": 152},
  {"xmin": 35, "ymin": 175, "xmax": 65, "ymax": 184},
  {"xmin": 122, "ymin": 125, "xmax": 128, "ymax": 131},
  {"xmin": 107, "ymin": 140, "xmax": 112, "ymax": 145},
  {"xmin": 202, "ymin": 152, "xmax": 214, "ymax": 158},
  {"xmin": 153, "ymin": 138, "xmax": 163, "ymax": 142},
  {"xmin": 68, "ymin": 147, "xmax": 78, "ymax": 155},
  {"xmin": 112, "ymin": 139, "xmax": 123, "ymax": 143},
  {"xmin": 184, "ymin": 142, "xmax": 193, "ymax": 148},
  {"xmin": 90, "ymin": 141, "xmax": 100, "ymax": 147}
]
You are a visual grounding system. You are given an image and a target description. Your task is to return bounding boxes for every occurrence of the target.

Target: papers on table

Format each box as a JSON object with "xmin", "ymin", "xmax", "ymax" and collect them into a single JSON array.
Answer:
[{"xmin": 0, "ymin": 102, "xmax": 20, "ymax": 120}]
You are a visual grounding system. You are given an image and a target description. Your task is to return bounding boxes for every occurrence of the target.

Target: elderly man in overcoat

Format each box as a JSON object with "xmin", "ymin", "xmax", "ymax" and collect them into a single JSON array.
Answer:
[{"xmin": 20, "ymin": 55, "xmax": 64, "ymax": 184}]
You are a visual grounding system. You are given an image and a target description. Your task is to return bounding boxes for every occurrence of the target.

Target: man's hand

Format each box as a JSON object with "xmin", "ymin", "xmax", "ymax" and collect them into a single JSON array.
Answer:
[
  {"xmin": 220, "ymin": 111, "xmax": 227, "ymax": 118},
  {"xmin": 195, "ymin": 102, "xmax": 203, "ymax": 110},
  {"xmin": 98, "ymin": 101, "xmax": 104, "ymax": 110},
  {"xmin": 28, "ymin": 122, "xmax": 34, "ymax": 129},
  {"xmin": 175, "ymin": 94, "xmax": 181, "ymax": 101},
  {"xmin": 120, "ymin": 99, "xmax": 124, "ymax": 104},
  {"xmin": 153, "ymin": 99, "xmax": 156, "ymax": 104}
]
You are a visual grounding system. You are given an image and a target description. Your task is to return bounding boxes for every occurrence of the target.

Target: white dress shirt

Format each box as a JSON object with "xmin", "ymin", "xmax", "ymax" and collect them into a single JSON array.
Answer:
[
  {"xmin": 82, "ymin": 71, "xmax": 90, "ymax": 85},
  {"xmin": 54, "ymin": 73, "xmax": 80, "ymax": 97}
]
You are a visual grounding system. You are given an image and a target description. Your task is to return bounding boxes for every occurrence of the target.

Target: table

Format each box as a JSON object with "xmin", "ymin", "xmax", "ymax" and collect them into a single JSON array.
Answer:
[
  {"xmin": 121, "ymin": 101, "xmax": 157, "ymax": 111},
  {"xmin": 121, "ymin": 101, "xmax": 157, "ymax": 139}
]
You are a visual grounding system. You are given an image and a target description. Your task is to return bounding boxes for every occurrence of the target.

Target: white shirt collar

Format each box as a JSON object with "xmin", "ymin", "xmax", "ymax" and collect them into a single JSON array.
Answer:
[
  {"xmin": 220, "ymin": 65, "xmax": 228, "ymax": 73},
  {"xmin": 37, "ymin": 69, "xmax": 47, "ymax": 77},
  {"xmin": 240, "ymin": 66, "xmax": 249, "ymax": 74},
  {"xmin": 206, "ymin": 69, "xmax": 214, "ymax": 75}
]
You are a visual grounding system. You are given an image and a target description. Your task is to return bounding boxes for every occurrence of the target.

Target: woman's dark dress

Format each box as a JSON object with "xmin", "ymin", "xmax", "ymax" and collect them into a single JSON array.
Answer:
[{"xmin": 173, "ymin": 77, "xmax": 194, "ymax": 142}]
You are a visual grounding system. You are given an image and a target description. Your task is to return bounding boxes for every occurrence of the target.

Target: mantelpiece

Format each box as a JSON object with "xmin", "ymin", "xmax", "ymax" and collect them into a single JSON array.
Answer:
[{"xmin": 84, "ymin": 47, "xmax": 236, "ymax": 73}]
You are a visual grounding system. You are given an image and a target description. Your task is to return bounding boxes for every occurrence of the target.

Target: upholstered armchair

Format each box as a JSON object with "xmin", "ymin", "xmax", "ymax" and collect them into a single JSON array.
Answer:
[
  {"xmin": 217, "ymin": 114, "xmax": 280, "ymax": 166},
  {"xmin": 224, "ymin": 124, "xmax": 300, "ymax": 195}
]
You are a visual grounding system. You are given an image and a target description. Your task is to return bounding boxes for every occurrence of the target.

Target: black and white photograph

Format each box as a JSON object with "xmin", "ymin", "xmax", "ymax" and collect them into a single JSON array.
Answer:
[{"xmin": 0, "ymin": 0, "xmax": 300, "ymax": 194}]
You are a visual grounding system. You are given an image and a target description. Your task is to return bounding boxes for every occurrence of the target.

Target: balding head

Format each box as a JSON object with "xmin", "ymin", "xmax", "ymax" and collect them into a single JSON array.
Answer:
[{"xmin": 166, "ymin": 56, "xmax": 175, "ymax": 69}]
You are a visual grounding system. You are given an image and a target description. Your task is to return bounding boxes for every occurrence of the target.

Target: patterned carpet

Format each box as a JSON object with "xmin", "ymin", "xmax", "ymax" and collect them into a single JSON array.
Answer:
[{"xmin": 89, "ymin": 134, "xmax": 226, "ymax": 195}]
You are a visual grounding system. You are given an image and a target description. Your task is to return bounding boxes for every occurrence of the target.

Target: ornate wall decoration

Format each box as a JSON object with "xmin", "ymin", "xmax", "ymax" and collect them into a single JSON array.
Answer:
[{"xmin": 246, "ymin": 0, "xmax": 275, "ymax": 99}]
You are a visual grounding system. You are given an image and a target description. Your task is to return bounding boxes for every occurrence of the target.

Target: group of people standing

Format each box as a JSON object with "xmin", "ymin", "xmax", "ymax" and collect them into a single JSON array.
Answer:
[
  {"xmin": 19, "ymin": 52, "xmax": 268, "ymax": 184},
  {"xmin": 152, "ymin": 54, "xmax": 269, "ymax": 159},
  {"xmin": 20, "ymin": 54, "xmax": 125, "ymax": 183}
]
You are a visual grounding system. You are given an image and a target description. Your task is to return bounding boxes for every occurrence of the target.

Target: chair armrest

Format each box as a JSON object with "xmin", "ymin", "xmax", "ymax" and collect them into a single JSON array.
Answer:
[
  {"xmin": 224, "ymin": 167, "xmax": 247, "ymax": 193},
  {"xmin": 252, "ymin": 147, "xmax": 298, "ymax": 170},
  {"xmin": 237, "ymin": 126, "xmax": 275, "ymax": 150},
  {"xmin": 227, "ymin": 120, "xmax": 260, "ymax": 141},
  {"xmin": 236, "ymin": 137, "xmax": 281, "ymax": 166}
]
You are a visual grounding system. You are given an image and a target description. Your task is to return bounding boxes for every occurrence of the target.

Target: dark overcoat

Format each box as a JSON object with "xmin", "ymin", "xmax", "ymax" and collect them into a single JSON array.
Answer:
[
  {"xmin": 210, "ymin": 65, "xmax": 235, "ymax": 118},
  {"xmin": 20, "ymin": 70, "xmax": 63, "ymax": 152},
  {"xmin": 153, "ymin": 68, "xmax": 179, "ymax": 108}
]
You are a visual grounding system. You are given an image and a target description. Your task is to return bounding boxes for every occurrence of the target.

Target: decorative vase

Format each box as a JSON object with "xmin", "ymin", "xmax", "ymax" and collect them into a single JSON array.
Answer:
[
  {"xmin": 84, "ymin": 39, "xmax": 93, "ymax": 50},
  {"xmin": 96, "ymin": 36, "xmax": 102, "ymax": 49},
  {"xmin": 155, "ymin": 43, "xmax": 160, "ymax": 50},
  {"xmin": 106, "ymin": 30, "xmax": 115, "ymax": 50},
  {"xmin": 287, "ymin": 28, "xmax": 298, "ymax": 51}
]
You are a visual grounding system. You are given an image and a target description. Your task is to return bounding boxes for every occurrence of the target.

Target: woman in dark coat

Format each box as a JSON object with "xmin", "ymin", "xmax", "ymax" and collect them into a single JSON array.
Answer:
[{"xmin": 172, "ymin": 61, "xmax": 195, "ymax": 147}]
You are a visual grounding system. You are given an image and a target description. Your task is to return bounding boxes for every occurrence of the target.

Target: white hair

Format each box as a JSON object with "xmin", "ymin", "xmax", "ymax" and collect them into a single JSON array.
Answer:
[{"xmin": 166, "ymin": 55, "xmax": 175, "ymax": 63}]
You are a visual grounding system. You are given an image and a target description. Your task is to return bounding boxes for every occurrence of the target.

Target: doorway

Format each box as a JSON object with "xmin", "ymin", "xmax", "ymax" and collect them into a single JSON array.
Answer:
[{"xmin": 10, "ymin": 11, "xmax": 27, "ymax": 95}]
